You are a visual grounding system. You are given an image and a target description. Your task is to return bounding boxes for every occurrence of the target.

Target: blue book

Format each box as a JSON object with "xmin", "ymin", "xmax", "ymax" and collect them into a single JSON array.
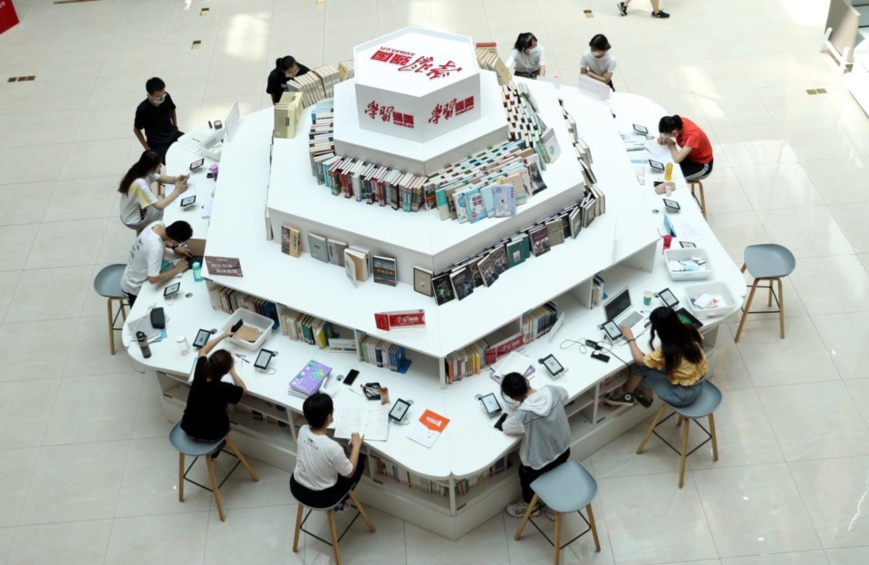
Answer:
[{"xmin": 493, "ymin": 184, "xmax": 516, "ymax": 218}]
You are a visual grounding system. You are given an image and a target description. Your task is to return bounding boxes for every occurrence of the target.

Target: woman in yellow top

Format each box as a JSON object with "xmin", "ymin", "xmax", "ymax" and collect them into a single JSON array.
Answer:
[{"xmin": 605, "ymin": 306, "xmax": 707, "ymax": 408}]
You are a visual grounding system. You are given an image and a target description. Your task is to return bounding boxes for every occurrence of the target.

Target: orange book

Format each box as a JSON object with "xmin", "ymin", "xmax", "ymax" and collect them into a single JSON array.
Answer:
[{"xmin": 407, "ymin": 409, "xmax": 450, "ymax": 448}]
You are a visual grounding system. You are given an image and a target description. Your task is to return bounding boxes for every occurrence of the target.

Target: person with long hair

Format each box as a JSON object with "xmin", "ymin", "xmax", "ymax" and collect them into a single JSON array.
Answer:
[
  {"xmin": 266, "ymin": 55, "xmax": 311, "ymax": 104},
  {"xmin": 118, "ymin": 150, "xmax": 188, "ymax": 232},
  {"xmin": 180, "ymin": 327, "xmax": 247, "ymax": 443},
  {"xmin": 506, "ymin": 32, "xmax": 546, "ymax": 79},
  {"xmin": 604, "ymin": 306, "xmax": 707, "ymax": 408},
  {"xmin": 657, "ymin": 114, "xmax": 714, "ymax": 182}
]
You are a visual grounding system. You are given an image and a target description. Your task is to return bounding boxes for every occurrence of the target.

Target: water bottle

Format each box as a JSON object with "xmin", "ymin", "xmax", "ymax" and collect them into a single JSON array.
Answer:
[
  {"xmin": 192, "ymin": 261, "xmax": 203, "ymax": 282},
  {"xmin": 136, "ymin": 331, "xmax": 152, "ymax": 359},
  {"xmin": 664, "ymin": 162, "xmax": 673, "ymax": 181}
]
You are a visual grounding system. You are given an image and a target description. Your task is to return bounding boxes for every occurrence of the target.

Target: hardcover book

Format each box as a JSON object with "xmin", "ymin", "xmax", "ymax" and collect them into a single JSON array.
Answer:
[
  {"xmin": 569, "ymin": 206, "xmax": 582, "ymax": 239},
  {"xmin": 529, "ymin": 225, "xmax": 551, "ymax": 257},
  {"xmin": 413, "ymin": 266, "xmax": 433, "ymax": 296},
  {"xmin": 480, "ymin": 184, "xmax": 496, "ymax": 217},
  {"xmin": 372, "ymin": 255, "xmax": 397, "ymax": 286},
  {"xmin": 493, "ymin": 184, "xmax": 516, "ymax": 218},
  {"xmin": 326, "ymin": 238, "xmax": 347, "ymax": 266},
  {"xmin": 467, "ymin": 256, "xmax": 484, "ymax": 287},
  {"xmin": 280, "ymin": 224, "xmax": 292, "ymax": 255},
  {"xmin": 546, "ymin": 219, "xmax": 565, "ymax": 247},
  {"xmin": 307, "ymin": 233, "xmax": 330, "ymax": 262},
  {"xmin": 506, "ymin": 235, "xmax": 529, "ymax": 268},
  {"xmin": 489, "ymin": 244, "xmax": 510, "ymax": 275},
  {"xmin": 450, "ymin": 267, "xmax": 475, "ymax": 301},
  {"xmin": 465, "ymin": 187, "xmax": 486, "ymax": 223},
  {"xmin": 289, "ymin": 360, "xmax": 332, "ymax": 396},
  {"xmin": 432, "ymin": 274, "xmax": 456, "ymax": 305},
  {"xmin": 476, "ymin": 254, "xmax": 499, "ymax": 287},
  {"xmin": 453, "ymin": 188, "xmax": 470, "ymax": 223},
  {"xmin": 288, "ymin": 227, "xmax": 301, "ymax": 257}
]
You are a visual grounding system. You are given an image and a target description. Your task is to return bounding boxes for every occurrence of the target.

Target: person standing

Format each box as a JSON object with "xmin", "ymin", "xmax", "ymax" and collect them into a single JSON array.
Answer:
[
  {"xmin": 118, "ymin": 150, "xmax": 189, "ymax": 232},
  {"xmin": 120, "ymin": 220, "xmax": 192, "ymax": 307},
  {"xmin": 134, "ymin": 77, "xmax": 183, "ymax": 163},
  {"xmin": 580, "ymin": 34, "xmax": 617, "ymax": 91},
  {"xmin": 657, "ymin": 115, "xmax": 714, "ymax": 181},
  {"xmin": 506, "ymin": 32, "xmax": 546, "ymax": 79},
  {"xmin": 266, "ymin": 56, "xmax": 311, "ymax": 105},
  {"xmin": 618, "ymin": 0, "xmax": 670, "ymax": 18}
]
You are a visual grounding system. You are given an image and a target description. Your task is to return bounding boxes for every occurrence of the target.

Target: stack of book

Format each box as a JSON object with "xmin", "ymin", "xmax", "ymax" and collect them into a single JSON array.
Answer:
[
  {"xmin": 520, "ymin": 302, "xmax": 559, "ymax": 342},
  {"xmin": 454, "ymin": 457, "xmax": 510, "ymax": 496},
  {"xmin": 287, "ymin": 71, "xmax": 327, "ymax": 107},
  {"xmin": 314, "ymin": 156, "xmax": 430, "ymax": 212},
  {"xmin": 207, "ymin": 286, "xmax": 279, "ymax": 328},
  {"xmin": 444, "ymin": 338, "xmax": 489, "ymax": 384},
  {"xmin": 358, "ymin": 336, "xmax": 407, "ymax": 372},
  {"xmin": 274, "ymin": 91, "xmax": 303, "ymax": 139},
  {"xmin": 338, "ymin": 59, "xmax": 355, "ymax": 81},
  {"xmin": 278, "ymin": 308, "xmax": 335, "ymax": 349},
  {"xmin": 313, "ymin": 64, "xmax": 340, "ymax": 98},
  {"xmin": 501, "ymin": 82, "xmax": 560, "ymax": 167},
  {"xmin": 308, "ymin": 99, "xmax": 335, "ymax": 176},
  {"xmin": 474, "ymin": 43, "xmax": 511, "ymax": 85}
]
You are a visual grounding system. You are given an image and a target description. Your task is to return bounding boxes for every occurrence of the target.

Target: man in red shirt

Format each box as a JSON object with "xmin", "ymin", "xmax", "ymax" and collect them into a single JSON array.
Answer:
[{"xmin": 657, "ymin": 115, "xmax": 713, "ymax": 181}]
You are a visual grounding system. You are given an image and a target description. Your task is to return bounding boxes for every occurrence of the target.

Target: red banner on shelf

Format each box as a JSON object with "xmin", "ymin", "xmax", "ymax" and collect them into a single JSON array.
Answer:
[{"xmin": 374, "ymin": 309, "xmax": 426, "ymax": 331}]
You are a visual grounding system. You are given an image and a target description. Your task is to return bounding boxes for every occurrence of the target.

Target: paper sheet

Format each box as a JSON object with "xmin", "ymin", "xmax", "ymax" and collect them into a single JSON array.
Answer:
[
  {"xmin": 406, "ymin": 420, "xmax": 440, "ymax": 448},
  {"xmin": 333, "ymin": 405, "xmax": 390, "ymax": 442}
]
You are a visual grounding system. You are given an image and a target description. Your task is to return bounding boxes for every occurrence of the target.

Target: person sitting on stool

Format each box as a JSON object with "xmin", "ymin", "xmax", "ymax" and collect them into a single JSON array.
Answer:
[
  {"xmin": 498, "ymin": 373, "xmax": 570, "ymax": 519},
  {"xmin": 118, "ymin": 150, "xmax": 189, "ymax": 233},
  {"xmin": 657, "ymin": 114, "xmax": 714, "ymax": 182},
  {"xmin": 291, "ymin": 393, "xmax": 365, "ymax": 510},
  {"xmin": 267, "ymin": 55, "xmax": 311, "ymax": 105},
  {"xmin": 604, "ymin": 306, "xmax": 707, "ymax": 408},
  {"xmin": 120, "ymin": 220, "xmax": 192, "ymax": 307}
]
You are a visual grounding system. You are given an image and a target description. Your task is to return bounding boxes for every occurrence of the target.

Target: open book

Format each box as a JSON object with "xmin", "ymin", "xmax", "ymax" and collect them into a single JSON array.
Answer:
[{"xmin": 333, "ymin": 405, "xmax": 390, "ymax": 442}]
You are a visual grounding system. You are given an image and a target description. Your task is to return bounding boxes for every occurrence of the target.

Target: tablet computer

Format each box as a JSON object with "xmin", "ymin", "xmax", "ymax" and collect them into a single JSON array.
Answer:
[
  {"xmin": 254, "ymin": 349, "xmax": 275, "ymax": 370},
  {"xmin": 658, "ymin": 288, "xmax": 680, "ymax": 309},
  {"xmin": 193, "ymin": 329, "xmax": 211, "ymax": 348},
  {"xmin": 649, "ymin": 160, "xmax": 665, "ymax": 172},
  {"xmin": 602, "ymin": 320, "xmax": 622, "ymax": 341},
  {"xmin": 180, "ymin": 195, "xmax": 196, "ymax": 208},
  {"xmin": 479, "ymin": 393, "xmax": 502, "ymax": 416},
  {"xmin": 389, "ymin": 399, "xmax": 411, "ymax": 422},
  {"xmin": 190, "ymin": 158, "xmax": 205, "ymax": 171},
  {"xmin": 163, "ymin": 282, "xmax": 181, "ymax": 297},
  {"xmin": 539, "ymin": 354, "xmax": 565, "ymax": 377}
]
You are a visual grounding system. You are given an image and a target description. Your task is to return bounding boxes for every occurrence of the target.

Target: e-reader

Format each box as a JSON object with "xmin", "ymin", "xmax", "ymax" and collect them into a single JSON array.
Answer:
[
  {"xmin": 633, "ymin": 123, "xmax": 648, "ymax": 135},
  {"xmin": 253, "ymin": 349, "xmax": 275, "ymax": 370},
  {"xmin": 193, "ymin": 329, "xmax": 211, "ymax": 348},
  {"xmin": 479, "ymin": 393, "xmax": 502, "ymax": 416},
  {"xmin": 163, "ymin": 282, "xmax": 181, "ymax": 298},
  {"xmin": 180, "ymin": 195, "xmax": 196, "ymax": 208},
  {"xmin": 343, "ymin": 369, "xmax": 359, "ymax": 386},
  {"xmin": 658, "ymin": 288, "xmax": 680, "ymax": 309},
  {"xmin": 679, "ymin": 241, "xmax": 697, "ymax": 248},
  {"xmin": 190, "ymin": 158, "xmax": 205, "ymax": 171},
  {"xmin": 539, "ymin": 354, "xmax": 565, "ymax": 378},
  {"xmin": 649, "ymin": 159, "xmax": 665, "ymax": 172},
  {"xmin": 602, "ymin": 320, "xmax": 622, "ymax": 341},
  {"xmin": 663, "ymin": 198, "xmax": 680, "ymax": 212},
  {"xmin": 389, "ymin": 399, "xmax": 411, "ymax": 422}
]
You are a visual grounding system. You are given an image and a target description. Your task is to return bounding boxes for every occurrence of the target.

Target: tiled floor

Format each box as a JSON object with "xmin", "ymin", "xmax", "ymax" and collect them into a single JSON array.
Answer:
[{"xmin": 1, "ymin": 0, "xmax": 868, "ymax": 563}]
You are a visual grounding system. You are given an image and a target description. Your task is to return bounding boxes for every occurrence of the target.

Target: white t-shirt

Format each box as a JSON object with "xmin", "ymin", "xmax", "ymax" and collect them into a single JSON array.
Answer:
[
  {"xmin": 294, "ymin": 425, "xmax": 353, "ymax": 491},
  {"xmin": 121, "ymin": 221, "xmax": 166, "ymax": 295},
  {"xmin": 120, "ymin": 177, "xmax": 160, "ymax": 228},
  {"xmin": 507, "ymin": 45, "xmax": 546, "ymax": 73},
  {"xmin": 580, "ymin": 50, "xmax": 616, "ymax": 77}
]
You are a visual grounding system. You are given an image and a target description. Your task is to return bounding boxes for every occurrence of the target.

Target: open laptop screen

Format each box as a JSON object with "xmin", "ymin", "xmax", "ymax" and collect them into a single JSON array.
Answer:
[{"xmin": 604, "ymin": 287, "xmax": 632, "ymax": 322}]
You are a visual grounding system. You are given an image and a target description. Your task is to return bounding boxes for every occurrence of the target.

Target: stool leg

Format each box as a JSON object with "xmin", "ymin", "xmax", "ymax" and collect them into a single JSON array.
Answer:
[
  {"xmin": 178, "ymin": 453, "xmax": 185, "ymax": 502},
  {"xmin": 740, "ymin": 263, "xmax": 747, "ymax": 274},
  {"xmin": 514, "ymin": 493, "xmax": 540, "ymax": 540},
  {"xmin": 734, "ymin": 278, "xmax": 760, "ymax": 343},
  {"xmin": 698, "ymin": 182, "xmax": 706, "ymax": 219},
  {"xmin": 205, "ymin": 456, "xmax": 226, "ymax": 522},
  {"xmin": 327, "ymin": 509, "xmax": 341, "ymax": 565},
  {"xmin": 346, "ymin": 490, "xmax": 376, "ymax": 533},
  {"xmin": 224, "ymin": 436, "xmax": 259, "ymax": 482},
  {"xmin": 106, "ymin": 298, "xmax": 115, "ymax": 355},
  {"xmin": 708, "ymin": 413, "xmax": 719, "ymax": 462},
  {"xmin": 637, "ymin": 405, "xmax": 667, "ymax": 454},
  {"xmin": 120, "ymin": 299, "xmax": 127, "ymax": 322},
  {"xmin": 554, "ymin": 511, "xmax": 561, "ymax": 565},
  {"xmin": 777, "ymin": 278, "xmax": 785, "ymax": 339},
  {"xmin": 676, "ymin": 416, "xmax": 683, "ymax": 428},
  {"xmin": 292, "ymin": 504, "xmax": 304, "ymax": 553},
  {"xmin": 678, "ymin": 418, "xmax": 691, "ymax": 489},
  {"xmin": 586, "ymin": 503, "xmax": 601, "ymax": 552}
]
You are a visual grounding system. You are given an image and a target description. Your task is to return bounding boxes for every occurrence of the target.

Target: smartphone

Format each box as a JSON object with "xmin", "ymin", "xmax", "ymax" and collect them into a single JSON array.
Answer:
[
  {"xmin": 180, "ymin": 195, "xmax": 196, "ymax": 208},
  {"xmin": 163, "ymin": 282, "xmax": 181, "ymax": 298},
  {"xmin": 679, "ymin": 241, "xmax": 697, "ymax": 248},
  {"xmin": 193, "ymin": 329, "xmax": 211, "ymax": 348},
  {"xmin": 343, "ymin": 369, "xmax": 359, "ymax": 386},
  {"xmin": 539, "ymin": 354, "xmax": 565, "ymax": 378},
  {"xmin": 479, "ymin": 393, "xmax": 502, "ymax": 416},
  {"xmin": 254, "ymin": 349, "xmax": 275, "ymax": 370},
  {"xmin": 649, "ymin": 159, "xmax": 665, "ymax": 172},
  {"xmin": 389, "ymin": 399, "xmax": 411, "ymax": 422},
  {"xmin": 663, "ymin": 198, "xmax": 680, "ymax": 212},
  {"xmin": 591, "ymin": 351, "xmax": 610, "ymax": 363},
  {"xmin": 602, "ymin": 320, "xmax": 622, "ymax": 341},
  {"xmin": 190, "ymin": 158, "xmax": 205, "ymax": 171},
  {"xmin": 658, "ymin": 288, "xmax": 680, "ymax": 309}
]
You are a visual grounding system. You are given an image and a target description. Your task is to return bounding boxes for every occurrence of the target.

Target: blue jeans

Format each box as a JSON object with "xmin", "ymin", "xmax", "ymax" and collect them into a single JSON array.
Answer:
[{"xmin": 635, "ymin": 366, "xmax": 702, "ymax": 407}]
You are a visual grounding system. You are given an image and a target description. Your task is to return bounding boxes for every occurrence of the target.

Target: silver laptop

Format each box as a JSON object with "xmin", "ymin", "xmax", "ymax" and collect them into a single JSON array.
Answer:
[{"xmin": 603, "ymin": 287, "xmax": 650, "ymax": 337}]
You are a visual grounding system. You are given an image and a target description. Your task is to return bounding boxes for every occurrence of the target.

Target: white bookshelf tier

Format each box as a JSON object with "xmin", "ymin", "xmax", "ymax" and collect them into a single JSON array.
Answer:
[{"xmin": 334, "ymin": 72, "xmax": 505, "ymax": 175}]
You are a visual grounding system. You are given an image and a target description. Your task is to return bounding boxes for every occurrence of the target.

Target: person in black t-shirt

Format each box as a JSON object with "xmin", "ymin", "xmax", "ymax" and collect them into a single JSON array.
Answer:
[
  {"xmin": 134, "ymin": 77, "xmax": 184, "ymax": 164},
  {"xmin": 181, "ymin": 328, "xmax": 247, "ymax": 442},
  {"xmin": 266, "ymin": 56, "xmax": 311, "ymax": 105}
]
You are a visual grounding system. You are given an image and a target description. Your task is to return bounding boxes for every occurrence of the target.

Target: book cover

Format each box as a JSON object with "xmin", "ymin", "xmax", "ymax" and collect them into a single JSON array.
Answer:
[
  {"xmin": 527, "ymin": 161, "xmax": 547, "ymax": 194},
  {"xmin": 372, "ymin": 255, "xmax": 397, "ymax": 286},
  {"xmin": 407, "ymin": 409, "xmax": 450, "ymax": 448},
  {"xmin": 413, "ymin": 266, "xmax": 433, "ymax": 296},
  {"xmin": 493, "ymin": 184, "xmax": 516, "ymax": 218},
  {"xmin": 540, "ymin": 127, "xmax": 562, "ymax": 164},
  {"xmin": 289, "ymin": 360, "xmax": 332, "ymax": 396},
  {"xmin": 450, "ymin": 267, "xmax": 475, "ymax": 301},
  {"xmin": 569, "ymin": 206, "xmax": 582, "ymax": 239},
  {"xmin": 307, "ymin": 233, "xmax": 330, "ymax": 263},
  {"xmin": 489, "ymin": 244, "xmax": 510, "ymax": 275},
  {"xmin": 280, "ymin": 224, "xmax": 293, "ymax": 255},
  {"xmin": 506, "ymin": 234, "xmax": 530, "ymax": 267},
  {"xmin": 327, "ymin": 239, "xmax": 347, "ymax": 266},
  {"xmin": 452, "ymin": 188, "xmax": 470, "ymax": 224},
  {"xmin": 546, "ymin": 219, "xmax": 565, "ymax": 247},
  {"xmin": 465, "ymin": 187, "xmax": 486, "ymax": 223},
  {"xmin": 479, "ymin": 184, "xmax": 496, "ymax": 218},
  {"xmin": 476, "ymin": 254, "xmax": 499, "ymax": 287},
  {"xmin": 432, "ymin": 274, "xmax": 455, "ymax": 305},
  {"xmin": 288, "ymin": 227, "xmax": 301, "ymax": 257},
  {"xmin": 529, "ymin": 225, "xmax": 551, "ymax": 256},
  {"xmin": 344, "ymin": 249, "xmax": 367, "ymax": 282},
  {"xmin": 467, "ymin": 256, "xmax": 484, "ymax": 287}
]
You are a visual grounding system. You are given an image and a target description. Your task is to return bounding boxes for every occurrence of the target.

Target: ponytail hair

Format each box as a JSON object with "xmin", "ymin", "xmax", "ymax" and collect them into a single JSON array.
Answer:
[
  {"xmin": 118, "ymin": 150, "xmax": 162, "ymax": 194},
  {"xmin": 205, "ymin": 350, "xmax": 233, "ymax": 381},
  {"xmin": 276, "ymin": 56, "xmax": 297, "ymax": 71},
  {"xmin": 513, "ymin": 32, "xmax": 538, "ymax": 52},
  {"xmin": 658, "ymin": 115, "xmax": 684, "ymax": 134}
]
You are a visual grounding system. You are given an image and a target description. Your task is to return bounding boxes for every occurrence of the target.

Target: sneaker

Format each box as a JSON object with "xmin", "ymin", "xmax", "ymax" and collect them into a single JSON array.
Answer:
[
  {"xmin": 617, "ymin": 1, "xmax": 627, "ymax": 16},
  {"xmin": 210, "ymin": 439, "xmax": 227, "ymax": 460},
  {"xmin": 651, "ymin": 10, "xmax": 670, "ymax": 18},
  {"xmin": 604, "ymin": 388, "xmax": 635, "ymax": 407},
  {"xmin": 634, "ymin": 389, "xmax": 653, "ymax": 408},
  {"xmin": 506, "ymin": 500, "xmax": 541, "ymax": 519},
  {"xmin": 542, "ymin": 505, "xmax": 557, "ymax": 521},
  {"xmin": 332, "ymin": 500, "xmax": 348, "ymax": 513}
]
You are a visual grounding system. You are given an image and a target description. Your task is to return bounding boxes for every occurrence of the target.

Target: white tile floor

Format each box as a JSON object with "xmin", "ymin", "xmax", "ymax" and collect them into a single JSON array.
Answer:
[{"xmin": 0, "ymin": 0, "xmax": 868, "ymax": 563}]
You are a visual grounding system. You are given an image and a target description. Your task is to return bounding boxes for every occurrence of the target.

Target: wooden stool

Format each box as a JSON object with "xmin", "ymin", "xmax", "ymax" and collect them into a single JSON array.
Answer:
[
  {"xmin": 733, "ymin": 243, "xmax": 796, "ymax": 343},
  {"xmin": 514, "ymin": 460, "xmax": 601, "ymax": 565},
  {"xmin": 169, "ymin": 422, "xmax": 259, "ymax": 522},
  {"xmin": 291, "ymin": 478, "xmax": 375, "ymax": 565},
  {"xmin": 636, "ymin": 380, "xmax": 722, "ymax": 488},
  {"xmin": 689, "ymin": 179, "xmax": 707, "ymax": 219},
  {"xmin": 92, "ymin": 264, "xmax": 128, "ymax": 355}
]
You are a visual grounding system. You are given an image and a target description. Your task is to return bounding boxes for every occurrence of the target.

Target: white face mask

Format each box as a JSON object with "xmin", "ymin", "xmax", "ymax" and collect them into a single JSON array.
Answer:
[
  {"xmin": 150, "ymin": 95, "xmax": 166, "ymax": 105},
  {"xmin": 147, "ymin": 171, "xmax": 160, "ymax": 182},
  {"xmin": 527, "ymin": 47, "xmax": 539, "ymax": 56}
]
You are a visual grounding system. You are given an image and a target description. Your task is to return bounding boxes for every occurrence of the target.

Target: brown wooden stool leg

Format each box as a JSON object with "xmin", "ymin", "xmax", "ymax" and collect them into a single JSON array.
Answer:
[
  {"xmin": 106, "ymin": 298, "xmax": 115, "ymax": 355},
  {"xmin": 346, "ymin": 490, "xmax": 376, "ymax": 533},
  {"xmin": 678, "ymin": 418, "xmax": 691, "ymax": 489},
  {"xmin": 514, "ymin": 493, "xmax": 539, "ymax": 540},
  {"xmin": 224, "ymin": 436, "xmax": 259, "ymax": 481},
  {"xmin": 734, "ymin": 278, "xmax": 760, "ymax": 343},
  {"xmin": 698, "ymin": 182, "xmax": 707, "ymax": 219},
  {"xmin": 178, "ymin": 453, "xmax": 185, "ymax": 502},
  {"xmin": 777, "ymin": 278, "xmax": 785, "ymax": 339},
  {"xmin": 709, "ymin": 413, "xmax": 719, "ymax": 462},
  {"xmin": 327, "ymin": 509, "xmax": 341, "ymax": 565},
  {"xmin": 637, "ymin": 405, "xmax": 667, "ymax": 454},
  {"xmin": 206, "ymin": 456, "xmax": 226, "ymax": 521},
  {"xmin": 554, "ymin": 511, "xmax": 562, "ymax": 565},
  {"xmin": 292, "ymin": 504, "xmax": 304, "ymax": 553},
  {"xmin": 586, "ymin": 503, "xmax": 601, "ymax": 552}
]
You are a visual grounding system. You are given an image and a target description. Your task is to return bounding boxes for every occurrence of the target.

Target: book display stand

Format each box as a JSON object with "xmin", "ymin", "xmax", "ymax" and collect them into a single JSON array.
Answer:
[{"xmin": 128, "ymin": 28, "xmax": 746, "ymax": 540}]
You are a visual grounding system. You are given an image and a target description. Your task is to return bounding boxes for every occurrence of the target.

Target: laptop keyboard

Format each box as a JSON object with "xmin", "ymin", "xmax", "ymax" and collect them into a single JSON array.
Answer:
[{"xmin": 621, "ymin": 311, "xmax": 642, "ymax": 328}]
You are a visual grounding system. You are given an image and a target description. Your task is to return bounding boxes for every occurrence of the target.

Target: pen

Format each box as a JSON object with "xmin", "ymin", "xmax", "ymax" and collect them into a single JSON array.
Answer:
[
  {"xmin": 361, "ymin": 385, "xmax": 380, "ymax": 395},
  {"xmin": 234, "ymin": 354, "xmax": 250, "ymax": 364},
  {"xmin": 349, "ymin": 388, "xmax": 366, "ymax": 398}
]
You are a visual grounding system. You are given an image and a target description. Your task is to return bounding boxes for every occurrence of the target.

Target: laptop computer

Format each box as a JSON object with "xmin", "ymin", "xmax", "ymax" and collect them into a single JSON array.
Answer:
[{"xmin": 603, "ymin": 287, "xmax": 650, "ymax": 337}]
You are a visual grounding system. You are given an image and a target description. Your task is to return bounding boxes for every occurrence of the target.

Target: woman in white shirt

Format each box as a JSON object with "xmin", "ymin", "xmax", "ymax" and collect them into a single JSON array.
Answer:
[
  {"xmin": 118, "ymin": 150, "xmax": 188, "ymax": 233},
  {"xmin": 580, "ymin": 34, "xmax": 617, "ymax": 91},
  {"xmin": 506, "ymin": 32, "xmax": 546, "ymax": 79}
]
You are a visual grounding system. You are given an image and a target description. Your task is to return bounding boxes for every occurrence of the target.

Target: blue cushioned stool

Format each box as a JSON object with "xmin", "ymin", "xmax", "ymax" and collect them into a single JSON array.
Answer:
[
  {"xmin": 169, "ymin": 421, "xmax": 258, "ymax": 522},
  {"xmin": 636, "ymin": 380, "xmax": 722, "ymax": 488},
  {"xmin": 734, "ymin": 243, "xmax": 796, "ymax": 343},
  {"xmin": 92, "ymin": 264, "xmax": 128, "ymax": 354},
  {"xmin": 513, "ymin": 460, "xmax": 601, "ymax": 565}
]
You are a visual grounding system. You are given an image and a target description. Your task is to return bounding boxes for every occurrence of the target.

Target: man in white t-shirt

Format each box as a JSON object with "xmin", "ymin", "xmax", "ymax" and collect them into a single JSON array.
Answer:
[
  {"xmin": 291, "ymin": 393, "xmax": 365, "ymax": 508},
  {"xmin": 120, "ymin": 220, "xmax": 193, "ymax": 306},
  {"xmin": 580, "ymin": 34, "xmax": 617, "ymax": 91}
]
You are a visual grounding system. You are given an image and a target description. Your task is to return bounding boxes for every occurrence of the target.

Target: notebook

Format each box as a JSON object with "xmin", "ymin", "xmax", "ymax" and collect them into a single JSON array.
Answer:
[{"xmin": 333, "ymin": 405, "xmax": 390, "ymax": 442}]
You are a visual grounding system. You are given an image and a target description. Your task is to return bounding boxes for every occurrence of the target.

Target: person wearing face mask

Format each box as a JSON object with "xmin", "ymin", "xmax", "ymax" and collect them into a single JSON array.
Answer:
[
  {"xmin": 506, "ymin": 32, "xmax": 546, "ymax": 79},
  {"xmin": 134, "ymin": 77, "xmax": 183, "ymax": 164},
  {"xmin": 618, "ymin": 0, "xmax": 670, "ymax": 19},
  {"xmin": 580, "ymin": 34, "xmax": 617, "ymax": 91},
  {"xmin": 267, "ymin": 56, "xmax": 311, "ymax": 105},
  {"xmin": 118, "ymin": 150, "xmax": 189, "ymax": 233}
]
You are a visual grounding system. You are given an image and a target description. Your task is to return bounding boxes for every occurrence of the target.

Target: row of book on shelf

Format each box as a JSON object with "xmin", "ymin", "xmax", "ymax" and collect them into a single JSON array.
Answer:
[
  {"xmin": 370, "ymin": 452, "xmax": 510, "ymax": 497},
  {"xmin": 207, "ymin": 284, "xmax": 280, "ymax": 329}
]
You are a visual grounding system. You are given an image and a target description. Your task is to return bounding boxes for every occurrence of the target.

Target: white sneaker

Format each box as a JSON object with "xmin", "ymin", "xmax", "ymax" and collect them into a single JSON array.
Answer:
[{"xmin": 505, "ymin": 500, "xmax": 541, "ymax": 518}]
